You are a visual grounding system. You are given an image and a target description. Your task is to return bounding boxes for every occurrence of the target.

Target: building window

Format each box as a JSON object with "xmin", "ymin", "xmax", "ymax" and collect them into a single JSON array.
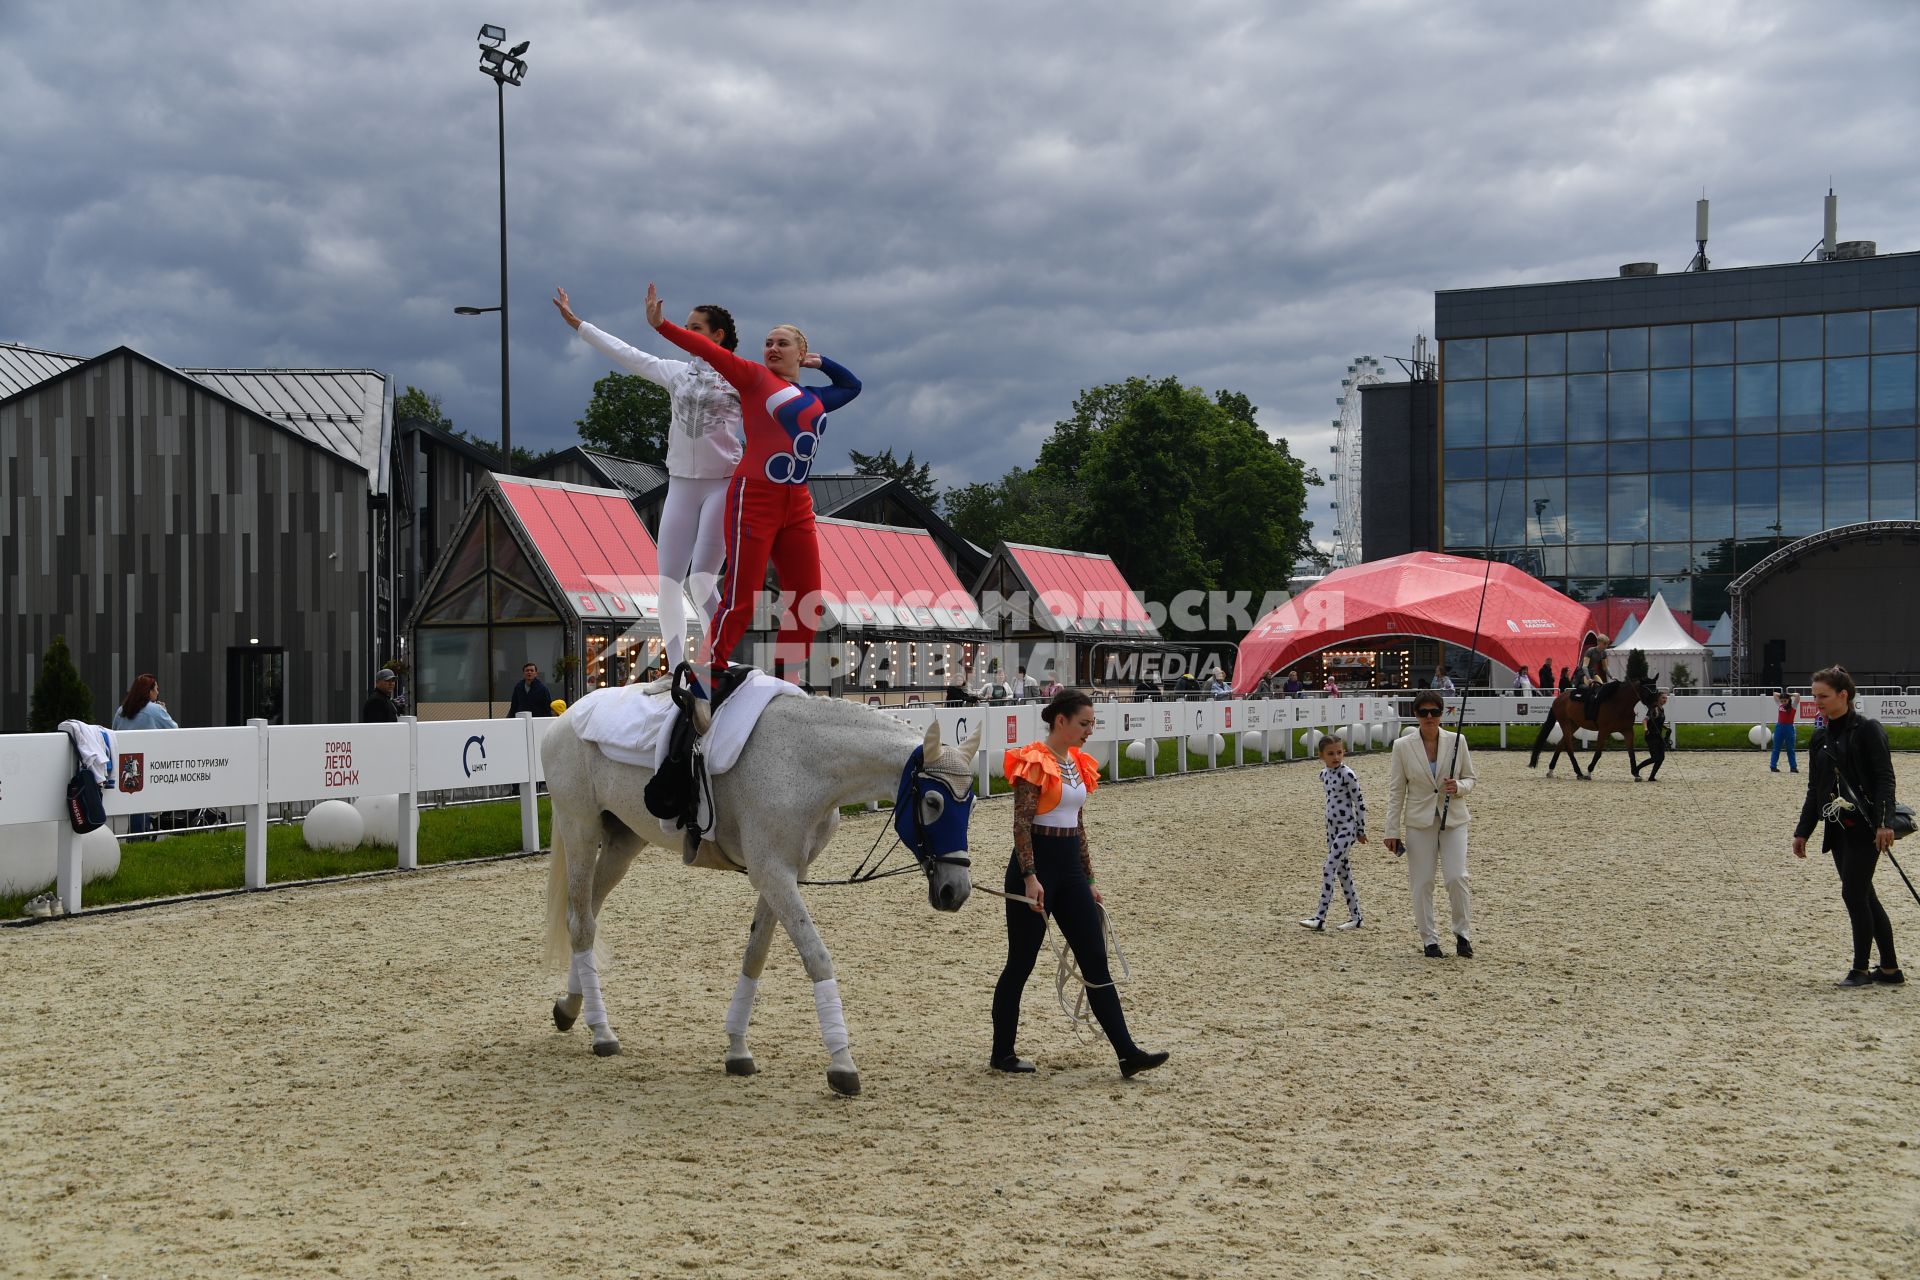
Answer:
[
  {"xmin": 1526, "ymin": 332, "xmax": 1566, "ymax": 375},
  {"xmin": 1650, "ymin": 324, "xmax": 1691, "ymax": 368},
  {"xmin": 1825, "ymin": 465, "xmax": 1869, "ymax": 525},
  {"xmin": 1444, "ymin": 338, "xmax": 1486, "ymax": 380},
  {"xmin": 1649, "ymin": 368, "xmax": 1690, "ymax": 438},
  {"xmin": 1526, "ymin": 376, "xmax": 1565, "ymax": 441},
  {"xmin": 1692, "ymin": 366, "xmax": 1733, "ymax": 435},
  {"xmin": 1609, "ymin": 327, "xmax": 1648, "ymax": 370},
  {"xmin": 1870, "ymin": 463, "xmax": 1917, "ymax": 520},
  {"xmin": 1693, "ymin": 321, "xmax": 1734, "ymax": 365},
  {"xmin": 1871, "ymin": 307, "xmax": 1917, "ymax": 353},
  {"xmin": 1568, "ymin": 374, "xmax": 1607, "ymax": 441},
  {"xmin": 1870, "ymin": 353, "xmax": 1916, "ymax": 426},
  {"xmin": 1487, "ymin": 378, "xmax": 1525, "ymax": 446},
  {"xmin": 1826, "ymin": 311, "xmax": 1870, "ymax": 358},
  {"xmin": 1607, "ymin": 371, "xmax": 1648, "ymax": 439},
  {"xmin": 1567, "ymin": 330, "xmax": 1608, "ymax": 373},
  {"xmin": 1735, "ymin": 363, "xmax": 1778, "ymax": 433},
  {"xmin": 1608, "ymin": 474, "xmax": 1647, "ymax": 540},
  {"xmin": 1487, "ymin": 335, "xmax": 1526, "ymax": 378},
  {"xmin": 1735, "ymin": 470, "xmax": 1778, "ymax": 539},
  {"xmin": 1736, "ymin": 318, "xmax": 1778, "ymax": 363},
  {"xmin": 1780, "ymin": 360, "xmax": 1822, "ymax": 432}
]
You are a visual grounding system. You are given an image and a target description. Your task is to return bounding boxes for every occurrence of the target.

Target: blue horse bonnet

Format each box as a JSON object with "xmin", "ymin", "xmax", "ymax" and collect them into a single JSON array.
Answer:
[{"xmin": 894, "ymin": 746, "xmax": 973, "ymax": 860}]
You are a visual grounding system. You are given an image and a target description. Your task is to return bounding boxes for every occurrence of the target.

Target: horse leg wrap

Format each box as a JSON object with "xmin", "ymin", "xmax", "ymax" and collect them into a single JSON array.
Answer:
[
  {"xmin": 725, "ymin": 975, "xmax": 760, "ymax": 1038},
  {"xmin": 574, "ymin": 949, "xmax": 607, "ymax": 1028},
  {"xmin": 812, "ymin": 978, "xmax": 850, "ymax": 1054}
]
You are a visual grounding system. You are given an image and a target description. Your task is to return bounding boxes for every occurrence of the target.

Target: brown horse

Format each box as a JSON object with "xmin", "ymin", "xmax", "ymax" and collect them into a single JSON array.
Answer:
[{"xmin": 1527, "ymin": 678, "xmax": 1661, "ymax": 780}]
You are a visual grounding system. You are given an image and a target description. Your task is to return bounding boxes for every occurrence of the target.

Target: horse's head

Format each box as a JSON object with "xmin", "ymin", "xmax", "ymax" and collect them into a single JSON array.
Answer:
[
  {"xmin": 893, "ymin": 719, "xmax": 984, "ymax": 912},
  {"xmin": 1638, "ymin": 679, "xmax": 1661, "ymax": 708}
]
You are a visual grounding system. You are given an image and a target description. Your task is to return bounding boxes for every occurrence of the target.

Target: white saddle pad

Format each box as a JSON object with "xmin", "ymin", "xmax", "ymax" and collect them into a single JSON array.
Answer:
[{"xmin": 569, "ymin": 672, "xmax": 803, "ymax": 775}]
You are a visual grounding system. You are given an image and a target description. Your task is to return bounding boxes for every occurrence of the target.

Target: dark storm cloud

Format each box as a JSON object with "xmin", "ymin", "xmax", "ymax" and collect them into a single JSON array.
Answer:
[{"xmin": 4, "ymin": 0, "xmax": 1918, "ymax": 550}]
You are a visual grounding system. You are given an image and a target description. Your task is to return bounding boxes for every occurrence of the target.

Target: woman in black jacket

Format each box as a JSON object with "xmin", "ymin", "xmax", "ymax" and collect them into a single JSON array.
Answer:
[{"xmin": 1792, "ymin": 665, "xmax": 1902, "ymax": 987}]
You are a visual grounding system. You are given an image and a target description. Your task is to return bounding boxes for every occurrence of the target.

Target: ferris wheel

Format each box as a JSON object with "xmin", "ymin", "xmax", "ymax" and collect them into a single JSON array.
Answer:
[{"xmin": 1327, "ymin": 355, "xmax": 1385, "ymax": 569}]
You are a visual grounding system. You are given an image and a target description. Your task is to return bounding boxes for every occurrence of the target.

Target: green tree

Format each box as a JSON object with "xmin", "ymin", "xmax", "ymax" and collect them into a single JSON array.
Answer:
[
  {"xmin": 576, "ymin": 371, "xmax": 671, "ymax": 466},
  {"xmin": 942, "ymin": 466, "xmax": 1076, "ymax": 552},
  {"xmin": 395, "ymin": 385, "xmax": 454, "ymax": 431},
  {"xmin": 28, "ymin": 634, "xmax": 93, "ymax": 732},
  {"xmin": 1625, "ymin": 648, "xmax": 1650, "ymax": 683},
  {"xmin": 847, "ymin": 447, "xmax": 937, "ymax": 504},
  {"xmin": 1070, "ymin": 378, "xmax": 1215, "ymax": 607}
]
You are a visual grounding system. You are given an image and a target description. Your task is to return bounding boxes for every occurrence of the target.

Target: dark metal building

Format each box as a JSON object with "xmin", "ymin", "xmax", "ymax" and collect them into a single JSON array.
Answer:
[{"xmin": 0, "ymin": 342, "xmax": 392, "ymax": 729}]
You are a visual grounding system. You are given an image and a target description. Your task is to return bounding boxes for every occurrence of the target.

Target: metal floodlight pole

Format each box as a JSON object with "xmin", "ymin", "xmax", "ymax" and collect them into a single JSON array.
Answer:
[
  {"xmin": 471, "ymin": 23, "xmax": 527, "ymax": 471},
  {"xmin": 496, "ymin": 73, "xmax": 511, "ymax": 468}
]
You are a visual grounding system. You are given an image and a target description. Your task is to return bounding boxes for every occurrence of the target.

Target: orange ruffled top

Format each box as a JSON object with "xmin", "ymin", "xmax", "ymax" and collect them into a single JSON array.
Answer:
[{"xmin": 1003, "ymin": 742, "xmax": 1101, "ymax": 815}]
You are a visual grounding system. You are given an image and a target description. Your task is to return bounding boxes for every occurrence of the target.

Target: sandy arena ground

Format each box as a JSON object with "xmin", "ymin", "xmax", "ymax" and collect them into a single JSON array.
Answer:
[{"xmin": 3, "ymin": 749, "xmax": 1918, "ymax": 1279}]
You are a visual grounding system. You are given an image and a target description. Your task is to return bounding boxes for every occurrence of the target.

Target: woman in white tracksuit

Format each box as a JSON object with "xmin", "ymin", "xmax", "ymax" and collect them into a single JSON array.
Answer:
[
  {"xmin": 1384, "ymin": 688, "xmax": 1478, "ymax": 959},
  {"xmin": 553, "ymin": 287, "xmax": 743, "ymax": 670}
]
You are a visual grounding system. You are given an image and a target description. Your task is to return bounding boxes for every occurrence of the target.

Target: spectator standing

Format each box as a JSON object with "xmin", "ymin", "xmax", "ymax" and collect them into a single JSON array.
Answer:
[
  {"xmin": 1282, "ymin": 670, "xmax": 1304, "ymax": 697},
  {"xmin": 1512, "ymin": 668, "xmax": 1533, "ymax": 696},
  {"xmin": 1323, "ymin": 674, "xmax": 1341, "ymax": 695},
  {"xmin": 363, "ymin": 669, "xmax": 400, "ymax": 723},
  {"xmin": 1537, "ymin": 659, "xmax": 1553, "ymax": 693},
  {"xmin": 1017, "ymin": 666, "xmax": 1038, "ymax": 701},
  {"xmin": 1208, "ymin": 669, "xmax": 1232, "ymax": 699},
  {"xmin": 509, "ymin": 663, "xmax": 555, "ymax": 718},
  {"xmin": 112, "ymin": 673, "xmax": 178, "ymax": 836},
  {"xmin": 1433, "ymin": 666, "xmax": 1457, "ymax": 694},
  {"xmin": 1770, "ymin": 691, "xmax": 1799, "ymax": 774},
  {"xmin": 1558, "ymin": 666, "xmax": 1573, "ymax": 692}
]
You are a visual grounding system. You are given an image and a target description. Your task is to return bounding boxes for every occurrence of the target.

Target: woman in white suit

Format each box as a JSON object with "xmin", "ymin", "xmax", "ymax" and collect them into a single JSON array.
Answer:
[{"xmin": 1384, "ymin": 688, "xmax": 1478, "ymax": 958}]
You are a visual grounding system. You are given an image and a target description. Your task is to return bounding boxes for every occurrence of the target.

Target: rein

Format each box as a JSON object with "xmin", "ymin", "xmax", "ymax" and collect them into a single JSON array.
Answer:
[
  {"xmin": 977, "ymin": 885, "xmax": 1132, "ymax": 1037},
  {"xmin": 798, "ymin": 750, "xmax": 973, "ymax": 887}
]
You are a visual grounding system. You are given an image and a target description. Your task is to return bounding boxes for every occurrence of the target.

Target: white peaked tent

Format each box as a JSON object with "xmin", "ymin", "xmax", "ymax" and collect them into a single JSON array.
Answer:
[
  {"xmin": 1704, "ymin": 613, "xmax": 1732, "ymax": 657},
  {"xmin": 1608, "ymin": 594, "xmax": 1709, "ymax": 687},
  {"xmin": 1613, "ymin": 612, "xmax": 1642, "ymax": 646}
]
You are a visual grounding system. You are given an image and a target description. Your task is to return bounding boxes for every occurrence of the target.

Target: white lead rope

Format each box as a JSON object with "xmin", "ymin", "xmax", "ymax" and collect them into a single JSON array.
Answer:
[{"xmin": 977, "ymin": 885, "xmax": 1132, "ymax": 1040}]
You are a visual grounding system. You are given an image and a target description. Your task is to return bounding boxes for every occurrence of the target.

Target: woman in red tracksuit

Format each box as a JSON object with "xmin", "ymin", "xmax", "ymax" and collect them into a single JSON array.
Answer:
[{"xmin": 644, "ymin": 282, "xmax": 861, "ymax": 684}]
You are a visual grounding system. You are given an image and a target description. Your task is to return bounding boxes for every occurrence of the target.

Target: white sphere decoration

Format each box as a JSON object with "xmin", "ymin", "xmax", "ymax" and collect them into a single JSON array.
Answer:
[
  {"xmin": 1302, "ymin": 729, "xmax": 1324, "ymax": 753},
  {"xmin": 1242, "ymin": 731, "xmax": 1264, "ymax": 755},
  {"xmin": 80, "ymin": 826, "xmax": 121, "ymax": 884},
  {"xmin": 352, "ymin": 794, "xmax": 420, "ymax": 848},
  {"xmin": 1349, "ymin": 723, "xmax": 1368, "ymax": 748},
  {"xmin": 1124, "ymin": 739, "xmax": 1149, "ymax": 762},
  {"xmin": 303, "ymin": 800, "xmax": 364, "ymax": 852},
  {"xmin": 1211, "ymin": 732, "xmax": 1226, "ymax": 755},
  {"xmin": 1748, "ymin": 724, "xmax": 1769, "ymax": 748},
  {"xmin": 1401, "ymin": 724, "xmax": 1418, "ymax": 739}
]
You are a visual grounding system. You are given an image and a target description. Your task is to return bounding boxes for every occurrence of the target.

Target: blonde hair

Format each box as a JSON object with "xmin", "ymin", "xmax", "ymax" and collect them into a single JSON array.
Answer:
[{"xmin": 769, "ymin": 324, "xmax": 808, "ymax": 355}]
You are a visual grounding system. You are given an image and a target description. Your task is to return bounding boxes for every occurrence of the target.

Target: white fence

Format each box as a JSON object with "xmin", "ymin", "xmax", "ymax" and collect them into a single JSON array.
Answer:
[
  {"xmin": 8, "ymin": 692, "xmax": 1917, "ymax": 915},
  {"xmin": 1, "ymin": 715, "xmax": 562, "ymax": 915}
]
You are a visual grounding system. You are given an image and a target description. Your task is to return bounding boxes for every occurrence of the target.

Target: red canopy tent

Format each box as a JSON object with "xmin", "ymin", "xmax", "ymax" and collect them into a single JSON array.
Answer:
[{"xmin": 1232, "ymin": 552, "xmax": 1592, "ymax": 694}]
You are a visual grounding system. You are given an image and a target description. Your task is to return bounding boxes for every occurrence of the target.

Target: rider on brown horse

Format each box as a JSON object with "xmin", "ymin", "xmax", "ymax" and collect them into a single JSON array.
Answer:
[{"xmin": 1529, "ymin": 675, "xmax": 1661, "ymax": 780}]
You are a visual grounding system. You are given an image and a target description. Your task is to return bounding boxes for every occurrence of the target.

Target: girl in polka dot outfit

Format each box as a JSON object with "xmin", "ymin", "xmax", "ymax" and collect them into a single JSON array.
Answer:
[{"xmin": 1301, "ymin": 735, "xmax": 1367, "ymax": 931}]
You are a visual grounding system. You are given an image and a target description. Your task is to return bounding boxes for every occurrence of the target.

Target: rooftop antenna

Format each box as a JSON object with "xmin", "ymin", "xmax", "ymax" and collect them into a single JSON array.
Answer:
[
  {"xmin": 1686, "ymin": 193, "xmax": 1710, "ymax": 272},
  {"xmin": 1802, "ymin": 186, "xmax": 1838, "ymax": 262}
]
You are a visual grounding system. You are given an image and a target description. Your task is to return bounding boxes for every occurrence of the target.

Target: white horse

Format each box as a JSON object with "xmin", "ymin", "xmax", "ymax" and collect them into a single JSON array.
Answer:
[{"xmin": 540, "ymin": 692, "xmax": 984, "ymax": 1096}]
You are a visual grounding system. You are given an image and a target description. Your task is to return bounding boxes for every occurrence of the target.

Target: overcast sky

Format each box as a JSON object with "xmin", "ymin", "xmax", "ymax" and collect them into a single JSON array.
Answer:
[{"xmin": 5, "ymin": 0, "xmax": 1918, "ymax": 549}]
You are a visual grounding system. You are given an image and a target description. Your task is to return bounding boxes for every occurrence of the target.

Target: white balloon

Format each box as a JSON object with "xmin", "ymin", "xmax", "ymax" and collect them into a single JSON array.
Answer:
[
  {"xmin": 1242, "ymin": 731, "xmax": 1265, "ymax": 754},
  {"xmin": 80, "ymin": 826, "xmax": 120, "ymax": 884},
  {"xmin": 1124, "ymin": 739, "xmax": 1149, "ymax": 762},
  {"xmin": 1349, "ymin": 723, "xmax": 1368, "ymax": 748},
  {"xmin": 1748, "ymin": 724, "xmax": 1769, "ymax": 748},
  {"xmin": 1302, "ymin": 729, "xmax": 1324, "ymax": 753},
  {"xmin": 352, "ymin": 794, "xmax": 420, "ymax": 848},
  {"xmin": 1212, "ymin": 732, "xmax": 1226, "ymax": 755},
  {"xmin": 303, "ymin": 800, "xmax": 364, "ymax": 852}
]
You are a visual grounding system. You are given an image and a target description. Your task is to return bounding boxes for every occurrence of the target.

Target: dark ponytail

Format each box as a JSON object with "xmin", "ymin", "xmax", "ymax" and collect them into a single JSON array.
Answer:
[{"xmin": 1041, "ymin": 687, "xmax": 1093, "ymax": 727}]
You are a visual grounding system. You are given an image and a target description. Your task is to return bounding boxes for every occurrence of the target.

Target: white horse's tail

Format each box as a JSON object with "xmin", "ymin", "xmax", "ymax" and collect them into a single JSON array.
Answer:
[{"xmin": 542, "ymin": 822, "xmax": 573, "ymax": 974}]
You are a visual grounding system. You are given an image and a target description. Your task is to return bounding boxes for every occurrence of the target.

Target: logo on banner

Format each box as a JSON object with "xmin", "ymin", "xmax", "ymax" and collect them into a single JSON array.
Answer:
[
  {"xmin": 1517, "ymin": 702, "xmax": 1529, "ymax": 717},
  {"xmin": 325, "ymin": 740, "xmax": 359, "ymax": 789},
  {"xmin": 955, "ymin": 717, "xmax": 970, "ymax": 742},
  {"xmin": 463, "ymin": 735, "xmax": 488, "ymax": 778},
  {"xmin": 1798, "ymin": 697, "xmax": 1818, "ymax": 722},
  {"xmin": 1006, "ymin": 715, "xmax": 1018, "ymax": 745},
  {"xmin": 1224, "ymin": 707, "xmax": 1233, "ymax": 729},
  {"xmin": 578, "ymin": 594, "xmax": 598, "ymax": 613},
  {"xmin": 1123, "ymin": 712, "xmax": 1142, "ymax": 734},
  {"xmin": 118, "ymin": 752, "xmax": 145, "ymax": 794},
  {"xmin": 1707, "ymin": 701, "xmax": 1728, "ymax": 720}
]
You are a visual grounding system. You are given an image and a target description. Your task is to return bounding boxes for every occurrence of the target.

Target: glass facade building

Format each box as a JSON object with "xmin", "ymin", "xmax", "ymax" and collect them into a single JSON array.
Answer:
[{"xmin": 1432, "ymin": 253, "xmax": 1920, "ymax": 622}]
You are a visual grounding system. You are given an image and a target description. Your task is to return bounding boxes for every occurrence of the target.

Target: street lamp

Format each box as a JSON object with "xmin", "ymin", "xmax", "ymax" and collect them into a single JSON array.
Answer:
[{"xmin": 462, "ymin": 23, "xmax": 529, "ymax": 468}]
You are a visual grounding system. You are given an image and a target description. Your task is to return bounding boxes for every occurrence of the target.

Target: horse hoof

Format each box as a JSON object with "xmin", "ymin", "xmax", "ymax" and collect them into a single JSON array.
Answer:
[
  {"xmin": 592, "ymin": 1038, "xmax": 622, "ymax": 1057},
  {"xmin": 827, "ymin": 1068, "xmax": 862, "ymax": 1097},
  {"xmin": 725, "ymin": 1056, "xmax": 758, "ymax": 1077},
  {"xmin": 552, "ymin": 1001, "xmax": 578, "ymax": 1032}
]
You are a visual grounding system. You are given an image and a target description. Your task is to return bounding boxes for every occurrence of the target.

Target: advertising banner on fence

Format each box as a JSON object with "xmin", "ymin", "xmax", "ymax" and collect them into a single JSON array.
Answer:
[
  {"xmin": 266, "ymin": 724, "xmax": 412, "ymax": 801},
  {"xmin": 0, "ymin": 733, "xmax": 79, "ymax": 826},
  {"xmin": 416, "ymin": 719, "xmax": 533, "ymax": 792},
  {"xmin": 103, "ymin": 726, "xmax": 260, "ymax": 814}
]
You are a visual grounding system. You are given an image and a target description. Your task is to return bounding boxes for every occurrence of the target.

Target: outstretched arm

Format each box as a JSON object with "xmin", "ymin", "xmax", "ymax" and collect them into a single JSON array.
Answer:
[{"xmin": 646, "ymin": 282, "xmax": 761, "ymax": 390}]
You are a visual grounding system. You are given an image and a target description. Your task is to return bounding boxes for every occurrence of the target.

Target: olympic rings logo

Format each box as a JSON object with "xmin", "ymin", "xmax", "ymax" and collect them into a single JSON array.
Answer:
[{"xmin": 765, "ymin": 430, "xmax": 818, "ymax": 484}]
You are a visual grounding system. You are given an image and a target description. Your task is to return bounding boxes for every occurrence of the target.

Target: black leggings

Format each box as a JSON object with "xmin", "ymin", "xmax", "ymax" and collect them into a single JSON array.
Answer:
[
  {"xmin": 1832, "ymin": 832, "xmax": 1898, "ymax": 971},
  {"xmin": 991, "ymin": 832, "xmax": 1139, "ymax": 1061}
]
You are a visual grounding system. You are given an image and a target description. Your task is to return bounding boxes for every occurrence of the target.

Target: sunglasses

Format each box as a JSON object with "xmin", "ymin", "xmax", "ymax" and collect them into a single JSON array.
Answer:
[{"xmin": 1415, "ymin": 707, "xmax": 1444, "ymax": 718}]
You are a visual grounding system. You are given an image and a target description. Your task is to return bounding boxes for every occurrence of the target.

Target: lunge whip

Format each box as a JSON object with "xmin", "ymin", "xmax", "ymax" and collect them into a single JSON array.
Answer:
[{"xmin": 1437, "ymin": 471, "xmax": 1517, "ymax": 830}]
